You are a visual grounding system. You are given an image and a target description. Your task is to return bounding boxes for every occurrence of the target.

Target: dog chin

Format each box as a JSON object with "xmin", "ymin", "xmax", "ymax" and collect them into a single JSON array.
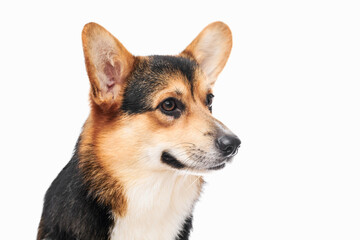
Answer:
[{"xmin": 207, "ymin": 162, "xmax": 226, "ymax": 170}]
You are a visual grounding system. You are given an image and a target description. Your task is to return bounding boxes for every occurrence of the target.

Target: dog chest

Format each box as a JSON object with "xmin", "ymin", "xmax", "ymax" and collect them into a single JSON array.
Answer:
[{"xmin": 110, "ymin": 173, "xmax": 201, "ymax": 240}]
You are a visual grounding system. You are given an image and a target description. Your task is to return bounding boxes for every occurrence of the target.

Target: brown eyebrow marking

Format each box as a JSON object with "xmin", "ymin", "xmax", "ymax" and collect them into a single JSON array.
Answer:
[{"xmin": 174, "ymin": 88, "xmax": 183, "ymax": 96}]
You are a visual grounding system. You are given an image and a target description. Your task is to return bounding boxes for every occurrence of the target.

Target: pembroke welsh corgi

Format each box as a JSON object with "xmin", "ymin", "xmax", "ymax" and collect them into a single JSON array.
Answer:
[{"xmin": 38, "ymin": 21, "xmax": 241, "ymax": 240}]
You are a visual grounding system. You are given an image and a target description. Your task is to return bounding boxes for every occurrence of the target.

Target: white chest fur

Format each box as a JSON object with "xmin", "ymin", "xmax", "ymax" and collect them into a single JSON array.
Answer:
[{"xmin": 110, "ymin": 172, "xmax": 202, "ymax": 240}]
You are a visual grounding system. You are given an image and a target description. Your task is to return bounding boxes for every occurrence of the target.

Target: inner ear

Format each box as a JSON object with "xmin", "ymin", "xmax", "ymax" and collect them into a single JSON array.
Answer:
[
  {"xmin": 101, "ymin": 60, "xmax": 122, "ymax": 95},
  {"xmin": 181, "ymin": 21, "xmax": 232, "ymax": 86}
]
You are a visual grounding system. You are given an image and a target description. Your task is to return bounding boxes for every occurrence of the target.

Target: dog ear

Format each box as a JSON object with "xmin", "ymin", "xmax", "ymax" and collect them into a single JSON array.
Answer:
[
  {"xmin": 82, "ymin": 22, "xmax": 135, "ymax": 111},
  {"xmin": 181, "ymin": 22, "xmax": 232, "ymax": 87}
]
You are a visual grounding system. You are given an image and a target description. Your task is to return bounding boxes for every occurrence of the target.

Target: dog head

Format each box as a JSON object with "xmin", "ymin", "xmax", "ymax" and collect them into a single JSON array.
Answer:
[{"xmin": 81, "ymin": 22, "xmax": 240, "ymax": 175}]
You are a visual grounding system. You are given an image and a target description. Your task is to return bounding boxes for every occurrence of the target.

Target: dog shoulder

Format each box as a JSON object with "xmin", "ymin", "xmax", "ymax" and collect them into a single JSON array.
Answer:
[{"xmin": 37, "ymin": 142, "xmax": 114, "ymax": 240}]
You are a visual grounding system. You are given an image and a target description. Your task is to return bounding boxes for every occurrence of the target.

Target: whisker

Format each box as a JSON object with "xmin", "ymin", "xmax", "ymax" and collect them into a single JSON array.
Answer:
[{"xmin": 186, "ymin": 175, "xmax": 201, "ymax": 191}]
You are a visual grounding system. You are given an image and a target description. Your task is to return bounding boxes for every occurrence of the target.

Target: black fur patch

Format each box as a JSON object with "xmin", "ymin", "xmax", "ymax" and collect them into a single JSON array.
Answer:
[
  {"xmin": 149, "ymin": 55, "xmax": 196, "ymax": 84},
  {"xmin": 37, "ymin": 139, "xmax": 114, "ymax": 240},
  {"xmin": 176, "ymin": 214, "xmax": 194, "ymax": 240},
  {"xmin": 161, "ymin": 151, "xmax": 185, "ymax": 169},
  {"xmin": 121, "ymin": 56, "xmax": 197, "ymax": 114}
]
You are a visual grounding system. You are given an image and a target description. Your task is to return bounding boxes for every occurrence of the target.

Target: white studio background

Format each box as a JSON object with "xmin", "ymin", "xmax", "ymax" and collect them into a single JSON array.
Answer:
[{"xmin": 0, "ymin": 0, "xmax": 359, "ymax": 239}]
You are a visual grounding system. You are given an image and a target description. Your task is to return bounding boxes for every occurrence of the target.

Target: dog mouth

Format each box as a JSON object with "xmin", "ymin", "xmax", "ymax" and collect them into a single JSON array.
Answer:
[
  {"xmin": 161, "ymin": 151, "xmax": 186, "ymax": 169},
  {"xmin": 161, "ymin": 151, "xmax": 230, "ymax": 171}
]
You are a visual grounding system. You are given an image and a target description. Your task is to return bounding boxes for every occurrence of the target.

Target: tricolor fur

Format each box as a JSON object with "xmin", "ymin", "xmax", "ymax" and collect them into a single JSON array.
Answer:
[{"xmin": 38, "ymin": 21, "xmax": 240, "ymax": 240}]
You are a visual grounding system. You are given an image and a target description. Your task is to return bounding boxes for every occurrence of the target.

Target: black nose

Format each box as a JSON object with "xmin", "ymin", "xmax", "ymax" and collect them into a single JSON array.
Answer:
[{"xmin": 216, "ymin": 135, "xmax": 241, "ymax": 157}]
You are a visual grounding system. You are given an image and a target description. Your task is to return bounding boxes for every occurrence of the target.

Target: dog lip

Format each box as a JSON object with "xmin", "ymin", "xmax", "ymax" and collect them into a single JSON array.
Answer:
[
  {"xmin": 225, "ymin": 156, "xmax": 235, "ymax": 162},
  {"xmin": 208, "ymin": 163, "xmax": 226, "ymax": 170},
  {"xmin": 161, "ymin": 151, "xmax": 186, "ymax": 169}
]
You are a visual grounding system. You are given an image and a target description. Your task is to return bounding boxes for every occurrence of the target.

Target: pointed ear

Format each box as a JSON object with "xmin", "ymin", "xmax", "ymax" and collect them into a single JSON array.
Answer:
[
  {"xmin": 181, "ymin": 21, "xmax": 232, "ymax": 86},
  {"xmin": 82, "ymin": 22, "xmax": 135, "ymax": 111}
]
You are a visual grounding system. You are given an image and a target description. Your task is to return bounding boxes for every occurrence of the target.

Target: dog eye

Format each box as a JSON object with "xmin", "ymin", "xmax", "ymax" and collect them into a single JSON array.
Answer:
[
  {"xmin": 206, "ymin": 93, "xmax": 214, "ymax": 111},
  {"xmin": 159, "ymin": 98, "xmax": 184, "ymax": 118},
  {"xmin": 206, "ymin": 93, "xmax": 214, "ymax": 106},
  {"xmin": 161, "ymin": 99, "xmax": 176, "ymax": 112}
]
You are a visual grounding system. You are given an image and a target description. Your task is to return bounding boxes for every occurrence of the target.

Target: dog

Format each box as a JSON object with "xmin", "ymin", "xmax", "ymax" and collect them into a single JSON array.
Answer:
[{"xmin": 37, "ymin": 21, "xmax": 241, "ymax": 240}]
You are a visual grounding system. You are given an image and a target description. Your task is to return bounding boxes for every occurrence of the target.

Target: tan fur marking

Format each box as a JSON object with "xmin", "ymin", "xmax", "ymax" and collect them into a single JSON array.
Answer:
[{"xmin": 78, "ymin": 115, "xmax": 128, "ymax": 216}]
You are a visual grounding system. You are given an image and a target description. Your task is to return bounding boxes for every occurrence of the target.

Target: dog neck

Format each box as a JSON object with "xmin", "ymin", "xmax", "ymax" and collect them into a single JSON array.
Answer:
[{"xmin": 110, "ymin": 171, "xmax": 203, "ymax": 240}]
